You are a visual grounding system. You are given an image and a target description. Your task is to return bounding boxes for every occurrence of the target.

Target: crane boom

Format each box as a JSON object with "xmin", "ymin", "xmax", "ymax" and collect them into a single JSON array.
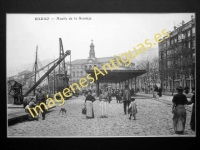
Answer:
[
  {"xmin": 25, "ymin": 58, "xmax": 59, "ymax": 80},
  {"xmin": 24, "ymin": 50, "xmax": 71, "ymax": 97}
]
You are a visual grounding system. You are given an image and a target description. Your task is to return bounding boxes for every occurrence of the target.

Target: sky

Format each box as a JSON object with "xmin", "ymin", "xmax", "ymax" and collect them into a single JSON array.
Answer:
[{"xmin": 7, "ymin": 13, "xmax": 194, "ymax": 76}]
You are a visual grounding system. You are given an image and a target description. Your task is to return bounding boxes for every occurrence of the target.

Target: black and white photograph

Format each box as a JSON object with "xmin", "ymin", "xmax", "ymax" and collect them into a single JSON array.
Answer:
[{"xmin": 7, "ymin": 13, "xmax": 196, "ymax": 137}]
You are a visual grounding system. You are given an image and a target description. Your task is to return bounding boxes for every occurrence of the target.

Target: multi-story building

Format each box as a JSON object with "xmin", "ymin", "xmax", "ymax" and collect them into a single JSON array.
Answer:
[
  {"xmin": 66, "ymin": 40, "xmax": 136, "ymax": 90},
  {"xmin": 158, "ymin": 15, "xmax": 195, "ymax": 92}
]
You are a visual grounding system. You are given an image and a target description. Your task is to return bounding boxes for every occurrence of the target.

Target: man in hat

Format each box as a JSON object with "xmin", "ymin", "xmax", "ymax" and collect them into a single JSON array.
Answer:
[
  {"xmin": 36, "ymin": 87, "xmax": 46, "ymax": 120},
  {"xmin": 122, "ymin": 84, "xmax": 131, "ymax": 115}
]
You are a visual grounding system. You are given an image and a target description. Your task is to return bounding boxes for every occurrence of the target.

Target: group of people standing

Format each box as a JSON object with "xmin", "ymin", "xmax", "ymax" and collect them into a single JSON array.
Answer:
[
  {"xmin": 83, "ymin": 84, "xmax": 195, "ymax": 135},
  {"xmin": 25, "ymin": 88, "xmax": 47, "ymax": 120},
  {"xmin": 83, "ymin": 84, "xmax": 138, "ymax": 120}
]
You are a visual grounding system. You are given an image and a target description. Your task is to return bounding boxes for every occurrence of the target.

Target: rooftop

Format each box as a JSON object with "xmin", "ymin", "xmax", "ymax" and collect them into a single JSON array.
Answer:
[{"xmin": 86, "ymin": 68, "xmax": 146, "ymax": 82}]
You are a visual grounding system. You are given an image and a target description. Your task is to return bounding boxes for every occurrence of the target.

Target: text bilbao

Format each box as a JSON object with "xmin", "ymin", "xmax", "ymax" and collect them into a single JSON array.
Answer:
[{"xmin": 27, "ymin": 29, "xmax": 169, "ymax": 118}]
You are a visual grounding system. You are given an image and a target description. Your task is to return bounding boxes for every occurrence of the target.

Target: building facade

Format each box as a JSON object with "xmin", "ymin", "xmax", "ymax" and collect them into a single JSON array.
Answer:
[
  {"xmin": 158, "ymin": 15, "xmax": 195, "ymax": 92},
  {"xmin": 66, "ymin": 40, "xmax": 136, "ymax": 90}
]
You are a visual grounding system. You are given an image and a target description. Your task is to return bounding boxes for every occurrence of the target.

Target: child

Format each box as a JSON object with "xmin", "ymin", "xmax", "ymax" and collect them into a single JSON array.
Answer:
[{"xmin": 128, "ymin": 98, "xmax": 137, "ymax": 120}]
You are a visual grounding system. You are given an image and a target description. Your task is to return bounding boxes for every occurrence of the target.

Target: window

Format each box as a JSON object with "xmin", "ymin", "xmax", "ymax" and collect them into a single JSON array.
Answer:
[
  {"xmin": 183, "ymin": 43, "xmax": 186, "ymax": 48},
  {"xmin": 187, "ymin": 30, "xmax": 191, "ymax": 37},
  {"xmin": 80, "ymin": 71, "xmax": 83, "ymax": 77},
  {"xmin": 167, "ymin": 61, "xmax": 171, "ymax": 68},
  {"xmin": 182, "ymin": 33, "xmax": 185, "ymax": 39},
  {"xmin": 188, "ymin": 41, "xmax": 191, "ymax": 48},
  {"xmin": 89, "ymin": 65, "xmax": 92, "ymax": 69},
  {"xmin": 77, "ymin": 71, "xmax": 79, "ymax": 77},
  {"xmin": 171, "ymin": 39, "xmax": 173, "ymax": 44},
  {"xmin": 73, "ymin": 72, "xmax": 75, "ymax": 77},
  {"xmin": 167, "ymin": 50, "xmax": 170, "ymax": 56},
  {"xmin": 192, "ymin": 39, "xmax": 195, "ymax": 47},
  {"xmin": 192, "ymin": 53, "xmax": 195, "ymax": 61},
  {"xmin": 185, "ymin": 42, "xmax": 188, "ymax": 49},
  {"xmin": 185, "ymin": 32, "xmax": 188, "ymax": 38},
  {"xmin": 167, "ymin": 39, "xmax": 170, "ymax": 46},
  {"xmin": 160, "ymin": 52, "xmax": 163, "ymax": 59},
  {"xmin": 192, "ymin": 27, "xmax": 195, "ymax": 34},
  {"xmin": 174, "ymin": 37, "xmax": 177, "ymax": 43},
  {"xmin": 178, "ymin": 34, "xmax": 182, "ymax": 41},
  {"xmin": 180, "ymin": 55, "xmax": 183, "ymax": 65},
  {"xmin": 163, "ymin": 42, "xmax": 166, "ymax": 48}
]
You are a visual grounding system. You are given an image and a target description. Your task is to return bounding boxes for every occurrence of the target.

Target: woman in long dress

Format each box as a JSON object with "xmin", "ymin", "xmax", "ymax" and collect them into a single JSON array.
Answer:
[
  {"xmin": 85, "ymin": 91, "xmax": 96, "ymax": 119},
  {"xmin": 118, "ymin": 90, "xmax": 122, "ymax": 103},
  {"xmin": 172, "ymin": 86, "xmax": 188, "ymax": 134},
  {"xmin": 99, "ymin": 89, "xmax": 109, "ymax": 118}
]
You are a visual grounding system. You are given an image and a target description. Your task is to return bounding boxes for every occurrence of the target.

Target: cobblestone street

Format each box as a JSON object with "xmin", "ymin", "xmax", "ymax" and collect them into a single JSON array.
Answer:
[{"xmin": 8, "ymin": 95, "xmax": 195, "ymax": 137}]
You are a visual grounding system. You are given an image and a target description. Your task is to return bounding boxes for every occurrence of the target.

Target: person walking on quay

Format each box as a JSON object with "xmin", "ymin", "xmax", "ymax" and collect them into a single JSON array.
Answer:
[
  {"xmin": 108, "ymin": 88, "xmax": 112, "ymax": 103},
  {"xmin": 128, "ymin": 98, "xmax": 137, "ymax": 120},
  {"xmin": 172, "ymin": 86, "xmax": 189, "ymax": 134},
  {"xmin": 158, "ymin": 86, "xmax": 162, "ymax": 97},
  {"xmin": 153, "ymin": 84, "xmax": 158, "ymax": 98},
  {"xmin": 85, "ymin": 90, "xmax": 96, "ymax": 119},
  {"xmin": 118, "ymin": 89, "xmax": 122, "ymax": 103},
  {"xmin": 187, "ymin": 89, "xmax": 195, "ymax": 131},
  {"xmin": 36, "ymin": 88, "xmax": 46, "ymax": 120},
  {"xmin": 123, "ymin": 84, "xmax": 131, "ymax": 115},
  {"xmin": 115, "ymin": 89, "xmax": 119, "ymax": 103},
  {"xmin": 130, "ymin": 88, "xmax": 134, "ymax": 96},
  {"xmin": 99, "ymin": 88, "xmax": 109, "ymax": 118}
]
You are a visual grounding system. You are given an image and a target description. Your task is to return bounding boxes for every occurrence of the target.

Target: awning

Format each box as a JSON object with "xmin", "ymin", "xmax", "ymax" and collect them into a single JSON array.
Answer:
[{"xmin": 85, "ymin": 68, "xmax": 146, "ymax": 83}]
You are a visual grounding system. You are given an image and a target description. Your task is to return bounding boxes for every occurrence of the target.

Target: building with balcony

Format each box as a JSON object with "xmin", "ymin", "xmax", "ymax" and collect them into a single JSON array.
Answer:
[{"xmin": 158, "ymin": 15, "xmax": 195, "ymax": 92}]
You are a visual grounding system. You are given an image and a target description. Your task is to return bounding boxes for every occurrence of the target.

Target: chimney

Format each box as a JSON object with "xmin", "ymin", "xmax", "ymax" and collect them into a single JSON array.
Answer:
[
  {"xmin": 182, "ymin": 20, "xmax": 185, "ymax": 25},
  {"xmin": 191, "ymin": 15, "xmax": 194, "ymax": 20}
]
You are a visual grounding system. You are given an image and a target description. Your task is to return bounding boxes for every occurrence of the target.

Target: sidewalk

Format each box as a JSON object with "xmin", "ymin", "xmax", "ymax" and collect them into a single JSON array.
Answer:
[
  {"xmin": 142, "ymin": 91, "xmax": 193, "ymax": 98},
  {"xmin": 137, "ymin": 92, "xmax": 193, "ymax": 108}
]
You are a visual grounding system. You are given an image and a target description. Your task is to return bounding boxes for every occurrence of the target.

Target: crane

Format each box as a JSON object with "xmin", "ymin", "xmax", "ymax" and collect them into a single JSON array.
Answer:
[{"xmin": 8, "ymin": 44, "xmax": 71, "ymax": 107}]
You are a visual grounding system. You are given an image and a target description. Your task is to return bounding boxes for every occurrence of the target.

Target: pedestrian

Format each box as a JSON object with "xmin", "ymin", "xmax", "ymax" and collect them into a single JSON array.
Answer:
[
  {"xmin": 108, "ymin": 88, "xmax": 112, "ymax": 103},
  {"xmin": 172, "ymin": 86, "xmax": 188, "ymax": 134},
  {"xmin": 83, "ymin": 91, "xmax": 88, "ymax": 100},
  {"xmin": 153, "ymin": 84, "xmax": 158, "ymax": 98},
  {"xmin": 118, "ymin": 89, "xmax": 122, "ymax": 103},
  {"xmin": 158, "ymin": 86, "xmax": 162, "ymax": 97},
  {"xmin": 130, "ymin": 88, "xmax": 134, "ymax": 96},
  {"xmin": 36, "ymin": 88, "xmax": 46, "ymax": 120},
  {"xmin": 187, "ymin": 89, "xmax": 195, "ymax": 131},
  {"xmin": 115, "ymin": 89, "xmax": 119, "ymax": 103},
  {"xmin": 25, "ymin": 97, "xmax": 38, "ymax": 121},
  {"xmin": 99, "ymin": 88, "xmax": 109, "ymax": 118},
  {"xmin": 122, "ymin": 84, "xmax": 131, "ymax": 115},
  {"xmin": 128, "ymin": 98, "xmax": 137, "ymax": 120},
  {"xmin": 85, "ymin": 90, "xmax": 96, "ymax": 119}
]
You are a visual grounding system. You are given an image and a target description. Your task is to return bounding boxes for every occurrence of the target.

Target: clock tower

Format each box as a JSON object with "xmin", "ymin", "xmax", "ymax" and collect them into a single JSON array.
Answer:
[{"xmin": 89, "ymin": 39, "xmax": 96, "ymax": 60}]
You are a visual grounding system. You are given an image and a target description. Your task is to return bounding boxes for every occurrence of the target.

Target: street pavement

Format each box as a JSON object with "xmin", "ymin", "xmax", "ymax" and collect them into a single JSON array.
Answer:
[{"xmin": 8, "ymin": 94, "xmax": 195, "ymax": 137}]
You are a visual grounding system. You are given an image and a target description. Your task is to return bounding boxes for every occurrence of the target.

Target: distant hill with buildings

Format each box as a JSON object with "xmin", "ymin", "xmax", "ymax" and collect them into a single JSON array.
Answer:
[{"xmin": 7, "ymin": 59, "xmax": 55, "ymax": 77}]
